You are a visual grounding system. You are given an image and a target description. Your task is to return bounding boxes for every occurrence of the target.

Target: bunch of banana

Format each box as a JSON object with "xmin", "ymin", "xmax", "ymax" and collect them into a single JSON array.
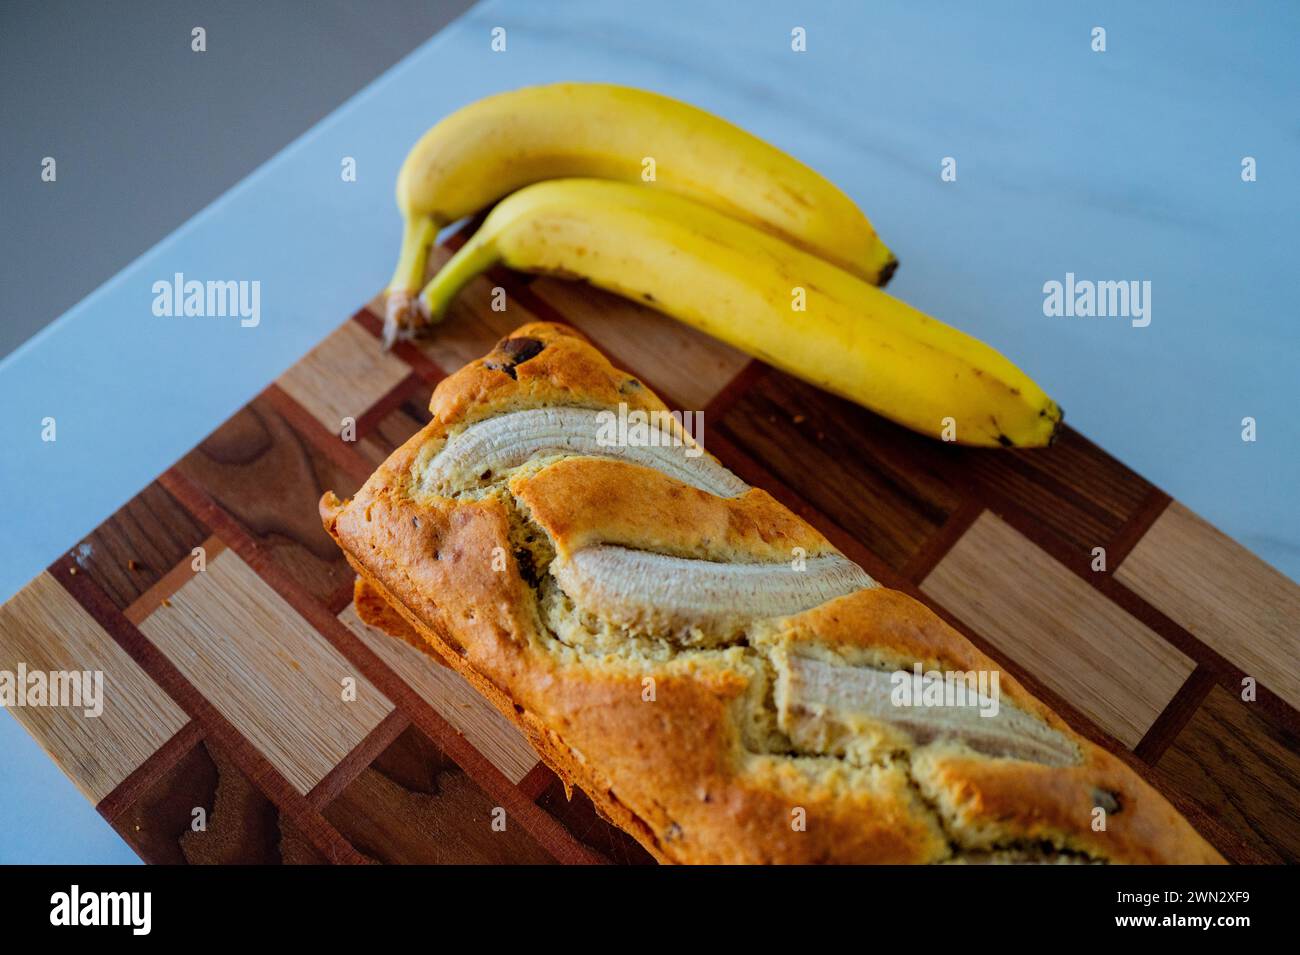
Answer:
[
  {"xmin": 388, "ymin": 82, "xmax": 1062, "ymax": 447},
  {"xmin": 385, "ymin": 82, "xmax": 896, "ymax": 344},
  {"xmin": 418, "ymin": 179, "xmax": 1062, "ymax": 448}
]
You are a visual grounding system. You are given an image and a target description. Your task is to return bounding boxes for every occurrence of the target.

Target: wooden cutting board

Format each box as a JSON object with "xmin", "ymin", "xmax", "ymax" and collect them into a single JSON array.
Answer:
[{"xmin": 3, "ymin": 238, "xmax": 1298, "ymax": 864}]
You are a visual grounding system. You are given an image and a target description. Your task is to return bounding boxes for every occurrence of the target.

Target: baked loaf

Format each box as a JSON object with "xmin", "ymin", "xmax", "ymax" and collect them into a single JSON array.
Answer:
[{"xmin": 321, "ymin": 321, "xmax": 1222, "ymax": 864}]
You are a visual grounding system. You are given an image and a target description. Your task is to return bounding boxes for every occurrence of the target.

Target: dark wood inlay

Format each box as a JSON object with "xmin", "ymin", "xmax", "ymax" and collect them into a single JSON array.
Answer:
[
  {"xmin": 716, "ymin": 371, "xmax": 965, "ymax": 573},
  {"xmin": 535, "ymin": 774, "xmax": 657, "ymax": 866},
  {"xmin": 65, "ymin": 482, "xmax": 209, "ymax": 611},
  {"xmin": 323, "ymin": 725, "xmax": 556, "ymax": 864},
  {"xmin": 109, "ymin": 738, "xmax": 329, "ymax": 865},
  {"xmin": 172, "ymin": 390, "xmax": 366, "ymax": 606},
  {"xmin": 1157, "ymin": 686, "xmax": 1300, "ymax": 863}
]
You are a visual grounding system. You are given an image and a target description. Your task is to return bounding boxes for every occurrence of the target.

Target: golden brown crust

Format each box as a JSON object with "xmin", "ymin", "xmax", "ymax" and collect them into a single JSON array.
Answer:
[
  {"xmin": 353, "ymin": 576, "xmax": 443, "ymax": 663},
  {"xmin": 510, "ymin": 456, "xmax": 831, "ymax": 562},
  {"xmin": 320, "ymin": 321, "xmax": 1224, "ymax": 865},
  {"xmin": 426, "ymin": 322, "xmax": 671, "ymax": 437}
]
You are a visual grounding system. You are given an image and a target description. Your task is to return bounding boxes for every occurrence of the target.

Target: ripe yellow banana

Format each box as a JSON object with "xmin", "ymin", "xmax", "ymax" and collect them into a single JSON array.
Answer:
[
  {"xmin": 420, "ymin": 180, "xmax": 1062, "ymax": 448},
  {"xmin": 386, "ymin": 82, "xmax": 897, "ymax": 346}
]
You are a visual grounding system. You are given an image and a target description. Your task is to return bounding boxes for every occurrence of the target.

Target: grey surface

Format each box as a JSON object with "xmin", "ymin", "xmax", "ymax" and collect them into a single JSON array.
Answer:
[{"xmin": 0, "ymin": 0, "xmax": 477, "ymax": 359}]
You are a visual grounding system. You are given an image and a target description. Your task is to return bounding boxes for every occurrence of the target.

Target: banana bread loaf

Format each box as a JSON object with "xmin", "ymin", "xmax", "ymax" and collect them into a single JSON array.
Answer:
[{"xmin": 320, "ymin": 321, "xmax": 1222, "ymax": 864}]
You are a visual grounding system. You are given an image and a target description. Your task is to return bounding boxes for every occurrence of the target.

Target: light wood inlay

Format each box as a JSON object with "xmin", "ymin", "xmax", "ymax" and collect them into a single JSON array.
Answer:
[
  {"xmin": 339, "ymin": 602, "xmax": 538, "ymax": 784},
  {"xmin": 139, "ymin": 550, "xmax": 392, "ymax": 793},
  {"xmin": 277, "ymin": 319, "xmax": 411, "ymax": 435},
  {"xmin": 1117, "ymin": 502, "xmax": 1300, "ymax": 709},
  {"xmin": 0, "ymin": 573, "xmax": 187, "ymax": 801},
  {"xmin": 921, "ymin": 512, "xmax": 1194, "ymax": 747},
  {"xmin": 124, "ymin": 535, "xmax": 225, "ymax": 626},
  {"xmin": 530, "ymin": 277, "xmax": 751, "ymax": 410}
]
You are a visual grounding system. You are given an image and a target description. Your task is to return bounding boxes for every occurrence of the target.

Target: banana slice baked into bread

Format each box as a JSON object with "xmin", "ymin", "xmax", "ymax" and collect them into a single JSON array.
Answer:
[{"xmin": 320, "ymin": 321, "xmax": 1222, "ymax": 864}]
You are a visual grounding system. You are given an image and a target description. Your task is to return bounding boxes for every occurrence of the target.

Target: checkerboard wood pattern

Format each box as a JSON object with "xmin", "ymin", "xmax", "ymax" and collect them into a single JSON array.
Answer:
[{"xmin": 2, "ymin": 237, "xmax": 1297, "ymax": 865}]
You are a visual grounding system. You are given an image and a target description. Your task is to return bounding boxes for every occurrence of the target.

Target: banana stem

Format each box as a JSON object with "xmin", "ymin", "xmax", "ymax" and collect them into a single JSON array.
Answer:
[
  {"xmin": 388, "ymin": 213, "xmax": 437, "ymax": 294},
  {"xmin": 418, "ymin": 236, "xmax": 502, "ymax": 324},
  {"xmin": 382, "ymin": 214, "xmax": 437, "ymax": 348}
]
